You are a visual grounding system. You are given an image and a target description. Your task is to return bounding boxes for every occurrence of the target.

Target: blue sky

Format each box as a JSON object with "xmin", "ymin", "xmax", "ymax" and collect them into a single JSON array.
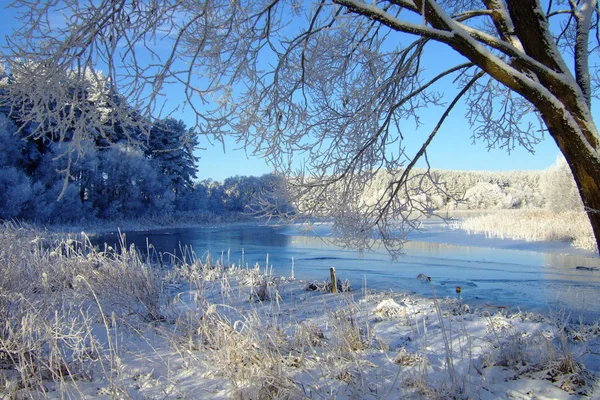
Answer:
[
  {"xmin": 0, "ymin": 4, "xmax": 574, "ymax": 182},
  {"xmin": 186, "ymin": 100, "xmax": 562, "ymax": 181},
  {"xmin": 165, "ymin": 36, "xmax": 566, "ymax": 181}
]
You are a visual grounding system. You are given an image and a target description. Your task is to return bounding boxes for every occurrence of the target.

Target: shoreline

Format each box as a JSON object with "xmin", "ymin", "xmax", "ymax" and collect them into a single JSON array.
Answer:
[{"xmin": 0, "ymin": 221, "xmax": 598, "ymax": 398}]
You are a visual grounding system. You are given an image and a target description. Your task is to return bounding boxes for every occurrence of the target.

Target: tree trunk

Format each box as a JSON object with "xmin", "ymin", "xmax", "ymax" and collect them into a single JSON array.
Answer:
[
  {"xmin": 541, "ymin": 109, "xmax": 600, "ymax": 253},
  {"xmin": 562, "ymin": 150, "xmax": 600, "ymax": 251}
]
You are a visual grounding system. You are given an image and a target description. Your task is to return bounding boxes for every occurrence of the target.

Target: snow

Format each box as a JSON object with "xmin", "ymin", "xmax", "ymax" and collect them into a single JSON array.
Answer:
[
  {"xmin": 30, "ymin": 267, "xmax": 598, "ymax": 399},
  {"xmin": 334, "ymin": 0, "xmax": 455, "ymax": 42},
  {"xmin": 4, "ymin": 222, "xmax": 600, "ymax": 398},
  {"xmin": 90, "ymin": 218, "xmax": 600, "ymax": 325}
]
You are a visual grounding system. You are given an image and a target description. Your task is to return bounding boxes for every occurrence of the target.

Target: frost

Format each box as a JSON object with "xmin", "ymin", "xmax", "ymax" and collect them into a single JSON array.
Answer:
[
  {"xmin": 374, "ymin": 298, "xmax": 405, "ymax": 318},
  {"xmin": 1, "ymin": 0, "xmax": 599, "ymax": 251},
  {"xmin": 539, "ymin": 156, "xmax": 584, "ymax": 212}
]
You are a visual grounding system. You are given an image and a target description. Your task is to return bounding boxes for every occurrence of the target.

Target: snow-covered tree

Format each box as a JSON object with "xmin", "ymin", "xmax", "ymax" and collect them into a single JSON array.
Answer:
[
  {"xmin": 0, "ymin": 112, "xmax": 31, "ymax": 220},
  {"xmin": 28, "ymin": 180, "xmax": 90, "ymax": 223},
  {"xmin": 0, "ymin": 113, "xmax": 20, "ymax": 169},
  {"xmin": 221, "ymin": 175, "xmax": 262, "ymax": 213},
  {"xmin": 146, "ymin": 118, "xmax": 198, "ymax": 197},
  {"xmin": 202, "ymin": 179, "xmax": 227, "ymax": 215},
  {"xmin": 0, "ymin": 167, "xmax": 31, "ymax": 220},
  {"xmin": 176, "ymin": 183, "xmax": 210, "ymax": 212},
  {"xmin": 2, "ymin": 1, "xmax": 600, "ymax": 254},
  {"xmin": 95, "ymin": 144, "xmax": 173, "ymax": 219},
  {"xmin": 540, "ymin": 156, "xmax": 585, "ymax": 212},
  {"xmin": 464, "ymin": 182, "xmax": 512, "ymax": 209}
]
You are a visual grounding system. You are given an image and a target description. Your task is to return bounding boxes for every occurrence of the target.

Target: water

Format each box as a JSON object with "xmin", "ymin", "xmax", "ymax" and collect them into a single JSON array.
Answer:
[{"xmin": 91, "ymin": 221, "xmax": 600, "ymax": 321}]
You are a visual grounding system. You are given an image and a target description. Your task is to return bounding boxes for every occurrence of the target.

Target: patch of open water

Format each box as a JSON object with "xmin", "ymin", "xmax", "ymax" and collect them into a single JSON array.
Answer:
[{"xmin": 92, "ymin": 221, "xmax": 600, "ymax": 321}]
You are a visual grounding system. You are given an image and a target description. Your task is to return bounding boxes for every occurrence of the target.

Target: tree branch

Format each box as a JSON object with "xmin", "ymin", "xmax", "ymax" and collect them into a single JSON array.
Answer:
[
  {"xmin": 573, "ymin": 0, "xmax": 598, "ymax": 108},
  {"xmin": 374, "ymin": 69, "xmax": 486, "ymax": 227}
]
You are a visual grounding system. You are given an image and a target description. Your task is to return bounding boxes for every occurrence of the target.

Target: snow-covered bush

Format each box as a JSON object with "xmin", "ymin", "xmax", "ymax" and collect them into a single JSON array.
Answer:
[
  {"xmin": 540, "ymin": 156, "xmax": 583, "ymax": 212},
  {"xmin": 463, "ymin": 182, "xmax": 513, "ymax": 209}
]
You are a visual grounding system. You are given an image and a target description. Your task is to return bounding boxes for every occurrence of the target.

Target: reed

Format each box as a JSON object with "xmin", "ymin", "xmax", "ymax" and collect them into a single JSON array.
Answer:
[
  {"xmin": 459, "ymin": 209, "xmax": 596, "ymax": 251},
  {"xmin": 0, "ymin": 221, "xmax": 596, "ymax": 398}
]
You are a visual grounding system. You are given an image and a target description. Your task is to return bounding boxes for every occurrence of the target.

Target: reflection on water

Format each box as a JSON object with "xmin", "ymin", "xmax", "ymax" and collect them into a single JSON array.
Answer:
[{"xmin": 92, "ymin": 223, "xmax": 600, "ymax": 321}]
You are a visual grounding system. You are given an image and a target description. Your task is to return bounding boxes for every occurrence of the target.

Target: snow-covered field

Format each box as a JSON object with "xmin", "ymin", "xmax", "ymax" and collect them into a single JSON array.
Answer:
[{"xmin": 1, "ymin": 222, "xmax": 599, "ymax": 399}]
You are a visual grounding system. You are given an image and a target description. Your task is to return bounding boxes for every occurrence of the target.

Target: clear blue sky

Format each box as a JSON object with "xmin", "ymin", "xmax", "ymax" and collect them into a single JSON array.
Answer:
[
  {"xmin": 185, "ymin": 101, "xmax": 563, "ymax": 181},
  {"xmin": 0, "ymin": 4, "xmax": 579, "ymax": 182}
]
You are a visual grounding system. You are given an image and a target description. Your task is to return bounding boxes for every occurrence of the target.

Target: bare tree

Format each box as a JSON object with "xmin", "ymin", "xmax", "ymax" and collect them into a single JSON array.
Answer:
[{"xmin": 2, "ymin": 0, "xmax": 599, "ymax": 254}]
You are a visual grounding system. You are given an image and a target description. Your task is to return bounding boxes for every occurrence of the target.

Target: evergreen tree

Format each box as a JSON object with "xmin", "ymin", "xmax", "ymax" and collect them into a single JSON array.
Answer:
[{"xmin": 146, "ymin": 118, "xmax": 198, "ymax": 197}]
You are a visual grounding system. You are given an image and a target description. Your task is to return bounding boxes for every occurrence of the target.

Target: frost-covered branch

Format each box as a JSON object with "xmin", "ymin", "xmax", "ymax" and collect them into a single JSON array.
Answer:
[
  {"xmin": 3, "ymin": 0, "xmax": 600, "ymax": 253},
  {"xmin": 373, "ymin": 70, "xmax": 485, "ymax": 245},
  {"xmin": 572, "ymin": 0, "xmax": 598, "ymax": 107}
]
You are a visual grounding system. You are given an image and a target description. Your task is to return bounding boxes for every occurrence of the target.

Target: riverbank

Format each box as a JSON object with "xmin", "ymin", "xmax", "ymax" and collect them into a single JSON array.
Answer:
[
  {"xmin": 38, "ymin": 211, "xmax": 262, "ymax": 236},
  {"xmin": 0, "ymin": 222, "xmax": 598, "ymax": 399},
  {"xmin": 456, "ymin": 209, "xmax": 597, "ymax": 253}
]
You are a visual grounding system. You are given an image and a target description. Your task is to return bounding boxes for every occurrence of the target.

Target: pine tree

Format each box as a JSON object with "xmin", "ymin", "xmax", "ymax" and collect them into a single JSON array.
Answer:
[{"xmin": 146, "ymin": 118, "xmax": 198, "ymax": 198}]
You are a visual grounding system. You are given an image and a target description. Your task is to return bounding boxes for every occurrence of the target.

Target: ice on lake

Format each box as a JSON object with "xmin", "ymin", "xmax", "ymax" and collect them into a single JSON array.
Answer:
[{"xmin": 92, "ymin": 219, "xmax": 600, "ymax": 322}]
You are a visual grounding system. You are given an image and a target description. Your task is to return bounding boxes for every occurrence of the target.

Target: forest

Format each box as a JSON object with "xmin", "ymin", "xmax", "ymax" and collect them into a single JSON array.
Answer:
[
  {"xmin": 0, "ymin": 62, "xmax": 584, "ymax": 236},
  {"xmin": 0, "ymin": 91, "xmax": 581, "ymax": 225},
  {"xmin": 0, "ymin": 66, "xmax": 281, "ymax": 223}
]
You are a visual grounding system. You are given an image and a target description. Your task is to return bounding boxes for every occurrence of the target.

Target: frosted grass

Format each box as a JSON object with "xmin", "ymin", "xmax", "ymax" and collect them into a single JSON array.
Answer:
[
  {"xmin": 459, "ymin": 210, "xmax": 597, "ymax": 251},
  {"xmin": 0, "ymin": 221, "xmax": 598, "ymax": 399}
]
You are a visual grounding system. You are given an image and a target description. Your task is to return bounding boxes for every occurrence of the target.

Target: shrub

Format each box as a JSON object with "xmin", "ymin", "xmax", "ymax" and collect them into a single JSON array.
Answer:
[{"xmin": 540, "ymin": 156, "xmax": 584, "ymax": 212}]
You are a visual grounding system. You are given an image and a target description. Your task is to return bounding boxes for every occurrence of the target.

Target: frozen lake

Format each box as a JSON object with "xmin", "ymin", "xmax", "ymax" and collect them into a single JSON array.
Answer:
[{"xmin": 92, "ymin": 220, "xmax": 600, "ymax": 321}]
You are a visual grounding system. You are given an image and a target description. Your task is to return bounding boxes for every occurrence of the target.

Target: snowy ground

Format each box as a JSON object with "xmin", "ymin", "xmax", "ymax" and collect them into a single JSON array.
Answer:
[
  {"xmin": 36, "ymin": 267, "xmax": 600, "ymax": 399},
  {"xmin": 3, "ymin": 222, "xmax": 600, "ymax": 399}
]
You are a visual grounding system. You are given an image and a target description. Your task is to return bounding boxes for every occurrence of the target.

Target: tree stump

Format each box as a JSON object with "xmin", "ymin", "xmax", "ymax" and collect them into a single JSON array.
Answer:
[{"xmin": 330, "ymin": 267, "xmax": 337, "ymax": 293}]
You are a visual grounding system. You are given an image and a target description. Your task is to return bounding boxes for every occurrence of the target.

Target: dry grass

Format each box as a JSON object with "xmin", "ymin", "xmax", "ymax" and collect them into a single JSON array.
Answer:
[
  {"xmin": 482, "ymin": 309, "xmax": 595, "ymax": 396},
  {"xmin": 0, "ymin": 221, "xmax": 164, "ymax": 398},
  {"xmin": 458, "ymin": 209, "xmax": 597, "ymax": 251},
  {"xmin": 0, "ymin": 221, "xmax": 597, "ymax": 399}
]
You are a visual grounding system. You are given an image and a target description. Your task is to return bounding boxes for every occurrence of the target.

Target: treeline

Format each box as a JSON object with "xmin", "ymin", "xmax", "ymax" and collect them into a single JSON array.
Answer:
[
  {"xmin": 0, "ymin": 106, "xmax": 284, "ymax": 223},
  {"xmin": 357, "ymin": 162, "xmax": 580, "ymax": 213},
  {"xmin": 0, "ymin": 107, "xmax": 285, "ymax": 223},
  {"xmin": 429, "ymin": 169, "xmax": 545, "ymax": 210},
  {"xmin": 0, "ymin": 65, "xmax": 580, "ymax": 223},
  {"xmin": 434, "ymin": 159, "xmax": 581, "ymax": 212},
  {"xmin": 177, "ymin": 174, "xmax": 285, "ymax": 217},
  {"xmin": 0, "ymin": 65, "xmax": 284, "ymax": 224},
  {"xmin": 293, "ymin": 160, "xmax": 580, "ymax": 219},
  {"xmin": 0, "ymin": 65, "xmax": 198, "ymax": 222},
  {"xmin": 0, "ymin": 110, "xmax": 176, "ymax": 222}
]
